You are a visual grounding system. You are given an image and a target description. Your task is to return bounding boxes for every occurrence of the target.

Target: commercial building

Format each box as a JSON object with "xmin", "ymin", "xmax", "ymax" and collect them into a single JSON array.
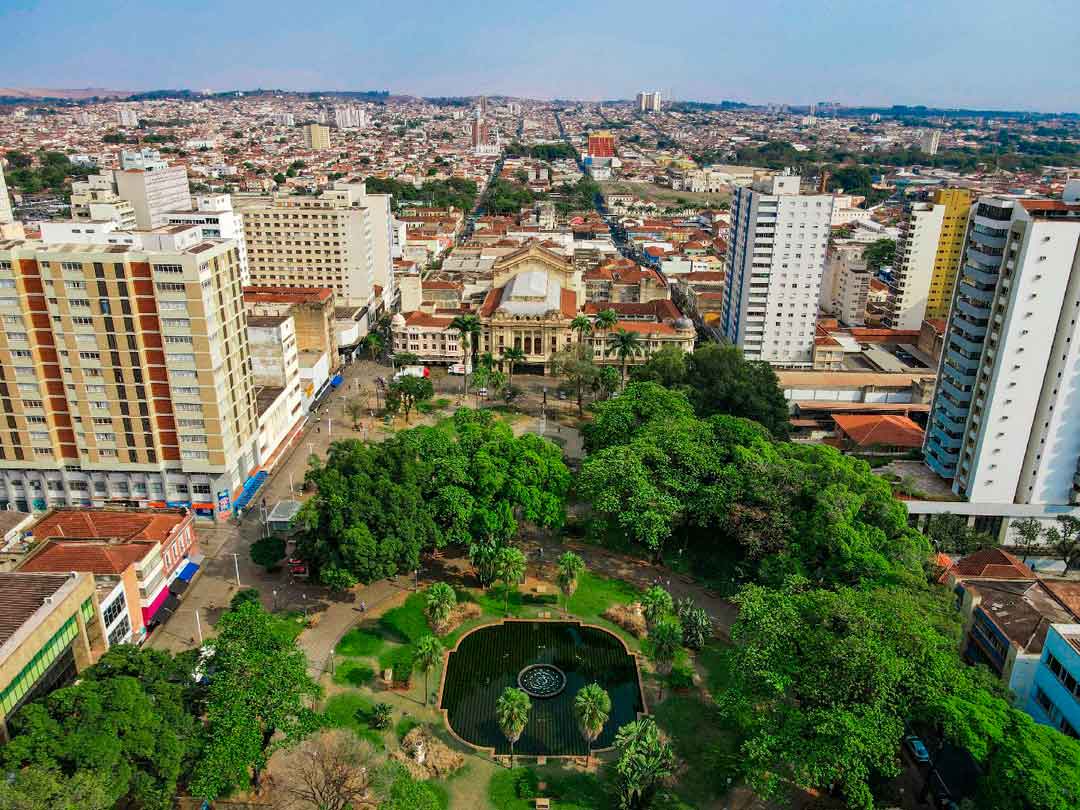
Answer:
[
  {"xmin": 471, "ymin": 111, "xmax": 499, "ymax": 157},
  {"xmin": 18, "ymin": 507, "xmax": 198, "ymax": 645},
  {"xmin": 303, "ymin": 123, "xmax": 331, "ymax": 151},
  {"xmin": 165, "ymin": 194, "xmax": 249, "ymax": 283},
  {"xmin": 247, "ymin": 314, "xmax": 304, "ymax": 466},
  {"xmin": 235, "ymin": 181, "xmax": 394, "ymax": 306},
  {"xmin": 636, "ymin": 91, "xmax": 662, "ymax": 112},
  {"xmin": 721, "ymin": 170, "xmax": 834, "ymax": 366},
  {"xmin": 73, "ymin": 150, "xmax": 191, "ymax": 231},
  {"xmin": 0, "ymin": 571, "xmax": 100, "ymax": 741},
  {"xmin": 243, "ymin": 285, "xmax": 337, "ymax": 359},
  {"xmin": 885, "ymin": 201, "xmax": 946, "ymax": 330},
  {"xmin": 924, "ymin": 183, "xmax": 1080, "ymax": 506},
  {"xmin": 1026, "ymin": 623, "xmax": 1080, "ymax": 739},
  {"xmin": 0, "ymin": 226, "xmax": 259, "ymax": 520}
]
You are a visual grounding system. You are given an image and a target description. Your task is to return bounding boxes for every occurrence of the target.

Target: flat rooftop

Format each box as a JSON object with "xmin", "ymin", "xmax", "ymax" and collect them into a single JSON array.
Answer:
[
  {"xmin": 247, "ymin": 314, "xmax": 291, "ymax": 329},
  {"xmin": 0, "ymin": 572, "xmax": 74, "ymax": 645},
  {"xmin": 255, "ymin": 386, "xmax": 287, "ymax": 417}
]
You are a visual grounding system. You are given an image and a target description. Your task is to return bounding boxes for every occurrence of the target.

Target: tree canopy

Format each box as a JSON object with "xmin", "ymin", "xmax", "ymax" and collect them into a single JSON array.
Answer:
[{"xmin": 297, "ymin": 409, "xmax": 570, "ymax": 587}]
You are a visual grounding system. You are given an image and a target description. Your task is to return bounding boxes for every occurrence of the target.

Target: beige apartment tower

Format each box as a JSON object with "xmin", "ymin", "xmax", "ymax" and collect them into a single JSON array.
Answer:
[
  {"xmin": 303, "ymin": 124, "xmax": 331, "ymax": 151},
  {"xmin": 0, "ymin": 230, "xmax": 259, "ymax": 518}
]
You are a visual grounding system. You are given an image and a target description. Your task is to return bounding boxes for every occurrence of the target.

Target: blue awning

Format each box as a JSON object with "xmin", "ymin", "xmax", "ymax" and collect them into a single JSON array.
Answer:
[
  {"xmin": 331, "ymin": 374, "xmax": 344, "ymax": 388},
  {"xmin": 177, "ymin": 561, "xmax": 200, "ymax": 582}
]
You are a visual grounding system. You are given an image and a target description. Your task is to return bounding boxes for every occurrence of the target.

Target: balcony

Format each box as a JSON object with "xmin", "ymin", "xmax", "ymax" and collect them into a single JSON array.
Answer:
[
  {"xmin": 963, "ymin": 264, "xmax": 1000, "ymax": 288},
  {"xmin": 939, "ymin": 377, "xmax": 973, "ymax": 404},
  {"xmin": 925, "ymin": 448, "xmax": 958, "ymax": 479},
  {"xmin": 967, "ymin": 244, "xmax": 1004, "ymax": 269},
  {"xmin": 954, "ymin": 297, "xmax": 990, "ymax": 321},
  {"xmin": 949, "ymin": 331, "xmax": 985, "ymax": 355},
  {"xmin": 969, "ymin": 228, "xmax": 1007, "ymax": 250},
  {"xmin": 935, "ymin": 394, "xmax": 971, "ymax": 422},
  {"xmin": 957, "ymin": 279, "xmax": 995, "ymax": 303},
  {"xmin": 929, "ymin": 423, "xmax": 963, "ymax": 451}
]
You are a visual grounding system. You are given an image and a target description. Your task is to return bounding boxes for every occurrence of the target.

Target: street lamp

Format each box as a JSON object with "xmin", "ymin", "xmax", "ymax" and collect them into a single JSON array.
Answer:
[
  {"xmin": 272, "ymin": 589, "xmax": 278, "ymax": 611},
  {"xmin": 302, "ymin": 593, "xmax": 308, "ymax": 622}
]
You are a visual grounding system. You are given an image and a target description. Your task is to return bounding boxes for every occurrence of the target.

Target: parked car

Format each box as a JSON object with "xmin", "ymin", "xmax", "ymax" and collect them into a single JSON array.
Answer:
[
  {"xmin": 448, "ymin": 363, "xmax": 470, "ymax": 375},
  {"xmin": 475, "ymin": 387, "xmax": 488, "ymax": 397},
  {"xmin": 904, "ymin": 734, "xmax": 931, "ymax": 765},
  {"xmin": 393, "ymin": 365, "xmax": 429, "ymax": 382}
]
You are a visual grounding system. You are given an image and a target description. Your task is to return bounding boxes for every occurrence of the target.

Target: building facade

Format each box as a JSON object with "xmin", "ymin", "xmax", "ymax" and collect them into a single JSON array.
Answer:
[
  {"xmin": 0, "ymin": 229, "xmax": 259, "ymax": 519},
  {"xmin": 885, "ymin": 201, "xmax": 946, "ymax": 330},
  {"xmin": 925, "ymin": 188, "xmax": 974, "ymax": 319},
  {"xmin": 114, "ymin": 150, "xmax": 193, "ymax": 229},
  {"xmin": 1026, "ymin": 623, "xmax": 1080, "ymax": 739},
  {"xmin": 721, "ymin": 170, "xmax": 834, "ymax": 366},
  {"xmin": 924, "ymin": 184, "xmax": 1080, "ymax": 505},
  {"xmin": 303, "ymin": 124, "xmax": 331, "ymax": 151}
]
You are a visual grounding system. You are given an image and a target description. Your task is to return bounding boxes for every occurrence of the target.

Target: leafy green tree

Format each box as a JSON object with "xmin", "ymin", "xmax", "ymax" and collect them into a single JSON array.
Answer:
[
  {"xmin": 612, "ymin": 718, "xmax": 675, "ymax": 810},
  {"xmin": 593, "ymin": 364, "xmax": 622, "ymax": 401},
  {"xmin": 502, "ymin": 346, "xmax": 525, "ymax": 385},
  {"xmin": 641, "ymin": 586, "xmax": 674, "ymax": 628},
  {"xmin": 557, "ymin": 550, "xmax": 586, "ymax": 614},
  {"xmin": 386, "ymin": 375, "xmax": 434, "ymax": 423},
  {"xmin": 607, "ymin": 328, "xmax": 644, "ymax": 386},
  {"xmin": 1, "ymin": 646, "xmax": 198, "ymax": 810},
  {"xmin": 570, "ymin": 314, "xmax": 593, "ymax": 342},
  {"xmin": 344, "ymin": 398, "xmax": 366, "ymax": 429},
  {"xmin": 1044, "ymin": 514, "xmax": 1080, "ymax": 572},
  {"xmin": 583, "ymin": 382, "xmax": 695, "ymax": 453},
  {"xmin": 862, "ymin": 238, "xmax": 895, "ymax": 271},
  {"xmin": 414, "ymin": 635, "xmax": 444, "ymax": 706},
  {"xmin": 379, "ymin": 763, "xmax": 443, "ymax": 810},
  {"xmin": 449, "ymin": 314, "xmax": 481, "ymax": 385},
  {"xmin": 925, "ymin": 513, "xmax": 998, "ymax": 556},
  {"xmin": 394, "ymin": 351, "xmax": 420, "ymax": 366},
  {"xmin": 650, "ymin": 616, "xmax": 682, "ymax": 698},
  {"xmin": 1010, "ymin": 517, "xmax": 1044, "ymax": 565},
  {"xmin": 552, "ymin": 344, "xmax": 600, "ymax": 416},
  {"xmin": 496, "ymin": 545, "xmax": 527, "ymax": 615},
  {"xmin": 424, "ymin": 582, "xmax": 457, "ymax": 634},
  {"xmin": 630, "ymin": 344, "xmax": 687, "ymax": 389},
  {"xmin": 192, "ymin": 600, "xmax": 321, "ymax": 800},
  {"xmin": 0, "ymin": 766, "xmax": 111, "ymax": 810},
  {"xmin": 362, "ymin": 332, "xmax": 383, "ymax": 360},
  {"xmin": 574, "ymin": 683, "xmax": 612, "ymax": 767},
  {"xmin": 684, "ymin": 344, "xmax": 790, "ymax": 438},
  {"xmin": 496, "ymin": 687, "xmax": 532, "ymax": 768},
  {"xmin": 250, "ymin": 535, "xmax": 286, "ymax": 569}
]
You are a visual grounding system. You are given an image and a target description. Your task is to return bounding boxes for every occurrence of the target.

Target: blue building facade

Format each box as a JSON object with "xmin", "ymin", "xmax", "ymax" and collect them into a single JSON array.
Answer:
[{"xmin": 1025, "ymin": 623, "xmax": 1080, "ymax": 739}]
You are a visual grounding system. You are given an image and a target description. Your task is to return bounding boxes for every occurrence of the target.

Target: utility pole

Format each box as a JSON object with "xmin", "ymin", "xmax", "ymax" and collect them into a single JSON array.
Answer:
[
  {"xmin": 233, "ymin": 553, "xmax": 241, "ymax": 586},
  {"xmin": 194, "ymin": 609, "xmax": 203, "ymax": 645}
]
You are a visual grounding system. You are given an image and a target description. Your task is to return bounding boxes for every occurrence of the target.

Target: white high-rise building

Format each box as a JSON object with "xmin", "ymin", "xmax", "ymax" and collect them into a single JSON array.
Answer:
[
  {"xmin": 116, "ymin": 107, "xmax": 139, "ymax": 127},
  {"xmin": 333, "ymin": 105, "xmax": 367, "ymax": 129},
  {"xmin": 114, "ymin": 149, "xmax": 192, "ymax": 229},
  {"xmin": 924, "ymin": 182, "xmax": 1080, "ymax": 506},
  {"xmin": 821, "ymin": 242, "xmax": 870, "ymax": 326},
  {"xmin": 721, "ymin": 170, "xmax": 834, "ymax": 366},
  {"xmin": 885, "ymin": 201, "xmax": 946, "ymax": 330},
  {"xmin": 0, "ymin": 163, "xmax": 13, "ymax": 225},
  {"xmin": 274, "ymin": 112, "xmax": 295, "ymax": 127},
  {"xmin": 921, "ymin": 129, "xmax": 942, "ymax": 156},
  {"xmin": 166, "ymin": 194, "xmax": 250, "ymax": 284},
  {"xmin": 636, "ymin": 91, "xmax": 662, "ymax": 112},
  {"xmin": 74, "ymin": 111, "xmax": 92, "ymax": 127}
]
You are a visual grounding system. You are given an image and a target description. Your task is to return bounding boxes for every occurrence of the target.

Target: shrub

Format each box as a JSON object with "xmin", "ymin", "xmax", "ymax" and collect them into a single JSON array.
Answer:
[
  {"xmin": 369, "ymin": 702, "xmax": 393, "ymax": 730},
  {"xmin": 603, "ymin": 603, "xmax": 648, "ymax": 638},
  {"xmin": 668, "ymin": 662, "xmax": 695, "ymax": 691},
  {"xmin": 522, "ymin": 591, "xmax": 559, "ymax": 605},
  {"xmin": 514, "ymin": 768, "xmax": 540, "ymax": 799}
]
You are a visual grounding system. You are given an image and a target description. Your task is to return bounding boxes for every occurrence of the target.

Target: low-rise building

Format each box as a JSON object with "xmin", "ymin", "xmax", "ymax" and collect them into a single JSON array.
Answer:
[{"xmin": 1025, "ymin": 623, "xmax": 1080, "ymax": 739}]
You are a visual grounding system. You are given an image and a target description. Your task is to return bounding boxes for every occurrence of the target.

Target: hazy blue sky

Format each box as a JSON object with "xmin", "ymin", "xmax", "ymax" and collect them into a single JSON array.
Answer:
[{"xmin": 2, "ymin": 0, "xmax": 1077, "ymax": 111}]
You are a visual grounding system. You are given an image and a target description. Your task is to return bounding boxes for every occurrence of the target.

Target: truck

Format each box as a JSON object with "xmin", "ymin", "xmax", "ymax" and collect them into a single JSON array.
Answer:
[{"xmin": 393, "ymin": 365, "xmax": 430, "ymax": 382}]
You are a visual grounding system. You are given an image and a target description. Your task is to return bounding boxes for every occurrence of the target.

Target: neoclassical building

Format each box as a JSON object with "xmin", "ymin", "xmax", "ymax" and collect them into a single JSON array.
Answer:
[{"xmin": 392, "ymin": 242, "xmax": 694, "ymax": 374}]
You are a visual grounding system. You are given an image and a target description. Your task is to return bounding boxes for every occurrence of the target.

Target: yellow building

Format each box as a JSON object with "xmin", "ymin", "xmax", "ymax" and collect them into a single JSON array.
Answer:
[
  {"xmin": 303, "ymin": 124, "xmax": 331, "ymax": 151},
  {"xmin": 0, "ymin": 571, "xmax": 102, "ymax": 741},
  {"xmin": 925, "ymin": 188, "xmax": 974, "ymax": 318}
]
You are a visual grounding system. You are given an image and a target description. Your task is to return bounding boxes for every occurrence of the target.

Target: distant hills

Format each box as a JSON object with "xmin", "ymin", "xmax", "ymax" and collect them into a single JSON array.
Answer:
[{"xmin": 0, "ymin": 87, "xmax": 134, "ymax": 100}]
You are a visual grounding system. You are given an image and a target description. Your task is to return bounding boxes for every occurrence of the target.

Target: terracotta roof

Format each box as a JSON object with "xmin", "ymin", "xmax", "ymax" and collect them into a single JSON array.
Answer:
[
  {"xmin": 560, "ymin": 288, "xmax": 578, "ymax": 319},
  {"xmin": 402, "ymin": 311, "xmax": 454, "ymax": 329},
  {"xmin": 0, "ymin": 572, "xmax": 74, "ymax": 645},
  {"xmin": 30, "ymin": 508, "xmax": 188, "ymax": 544},
  {"xmin": 1039, "ymin": 579, "xmax": 1080, "ymax": 616},
  {"xmin": 479, "ymin": 287, "xmax": 502, "ymax": 317},
  {"xmin": 21, "ymin": 540, "xmax": 152, "ymax": 575},
  {"xmin": 832, "ymin": 413, "xmax": 924, "ymax": 448},
  {"xmin": 948, "ymin": 548, "xmax": 1036, "ymax": 580},
  {"xmin": 582, "ymin": 300, "xmax": 681, "ymax": 320},
  {"xmin": 609, "ymin": 320, "xmax": 680, "ymax": 336}
]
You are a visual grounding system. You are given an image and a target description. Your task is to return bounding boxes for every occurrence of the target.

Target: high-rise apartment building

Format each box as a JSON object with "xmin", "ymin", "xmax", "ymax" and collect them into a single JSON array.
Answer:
[
  {"xmin": 0, "ymin": 226, "xmax": 259, "ymax": 518},
  {"xmin": 721, "ymin": 170, "xmax": 834, "ymax": 366},
  {"xmin": 821, "ymin": 242, "xmax": 870, "ymax": 326},
  {"xmin": 471, "ymin": 111, "xmax": 499, "ymax": 156},
  {"xmin": 166, "ymin": 194, "xmax": 249, "ymax": 283},
  {"xmin": 926, "ymin": 188, "xmax": 974, "ymax": 318},
  {"xmin": 274, "ymin": 113, "xmax": 295, "ymax": 127},
  {"xmin": 587, "ymin": 130, "xmax": 616, "ymax": 158},
  {"xmin": 885, "ymin": 201, "xmax": 946, "ymax": 330},
  {"xmin": 235, "ymin": 181, "xmax": 394, "ymax": 306},
  {"xmin": 921, "ymin": 129, "xmax": 942, "ymax": 155},
  {"xmin": 303, "ymin": 124, "xmax": 331, "ymax": 151},
  {"xmin": 74, "ymin": 150, "xmax": 191, "ymax": 232},
  {"xmin": 0, "ymin": 163, "xmax": 13, "ymax": 226},
  {"xmin": 924, "ymin": 183, "xmax": 1080, "ymax": 505},
  {"xmin": 885, "ymin": 188, "xmax": 974, "ymax": 330},
  {"xmin": 116, "ymin": 107, "xmax": 139, "ymax": 127},
  {"xmin": 636, "ymin": 91, "xmax": 662, "ymax": 112},
  {"xmin": 333, "ymin": 105, "xmax": 367, "ymax": 129}
]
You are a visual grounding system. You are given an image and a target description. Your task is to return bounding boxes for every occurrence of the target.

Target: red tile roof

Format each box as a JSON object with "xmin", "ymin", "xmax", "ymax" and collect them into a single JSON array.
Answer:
[
  {"xmin": 30, "ymin": 508, "xmax": 188, "ymax": 544},
  {"xmin": 948, "ymin": 548, "xmax": 1036, "ymax": 580},
  {"xmin": 243, "ymin": 285, "xmax": 333, "ymax": 305},
  {"xmin": 21, "ymin": 540, "xmax": 152, "ymax": 575},
  {"xmin": 832, "ymin": 413, "xmax": 924, "ymax": 448}
]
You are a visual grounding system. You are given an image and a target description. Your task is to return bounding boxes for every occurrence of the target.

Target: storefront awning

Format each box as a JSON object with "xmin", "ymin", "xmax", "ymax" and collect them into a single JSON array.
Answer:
[
  {"xmin": 169, "ymin": 578, "xmax": 189, "ymax": 596},
  {"xmin": 177, "ymin": 560, "xmax": 200, "ymax": 582}
]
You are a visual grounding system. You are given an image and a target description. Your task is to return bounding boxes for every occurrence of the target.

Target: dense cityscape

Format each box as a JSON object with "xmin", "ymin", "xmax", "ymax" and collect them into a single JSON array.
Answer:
[{"xmin": 1, "ymin": 27, "xmax": 1080, "ymax": 810}]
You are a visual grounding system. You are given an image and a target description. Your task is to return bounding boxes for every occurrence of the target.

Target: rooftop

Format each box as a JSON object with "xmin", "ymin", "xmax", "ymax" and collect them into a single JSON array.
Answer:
[
  {"xmin": 243, "ymin": 285, "xmax": 334, "ymax": 305},
  {"xmin": 20, "ymin": 539, "xmax": 153, "ymax": 575},
  {"xmin": 0, "ymin": 572, "xmax": 76, "ymax": 646},
  {"xmin": 967, "ymin": 579, "xmax": 1076, "ymax": 653},
  {"xmin": 832, "ymin": 413, "xmax": 925, "ymax": 448},
  {"xmin": 949, "ymin": 547, "xmax": 1036, "ymax": 580}
]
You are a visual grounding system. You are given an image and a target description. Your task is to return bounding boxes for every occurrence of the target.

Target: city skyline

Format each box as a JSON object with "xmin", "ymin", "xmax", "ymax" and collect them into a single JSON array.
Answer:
[{"xmin": 2, "ymin": 0, "xmax": 1078, "ymax": 112}]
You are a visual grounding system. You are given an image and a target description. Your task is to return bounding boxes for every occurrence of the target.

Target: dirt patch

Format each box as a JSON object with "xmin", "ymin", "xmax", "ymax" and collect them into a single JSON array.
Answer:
[
  {"xmin": 390, "ymin": 726, "xmax": 466, "ymax": 779},
  {"xmin": 603, "ymin": 602, "xmax": 647, "ymax": 638}
]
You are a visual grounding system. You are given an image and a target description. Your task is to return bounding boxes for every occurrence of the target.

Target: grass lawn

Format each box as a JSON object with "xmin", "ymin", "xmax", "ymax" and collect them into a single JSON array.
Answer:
[
  {"xmin": 332, "ymin": 659, "xmax": 375, "ymax": 687},
  {"xmin": 321, "ymin": 693, "xmax": 386, "ymax": 749},
  {"xmin": 696, "ymin": 641, "xmax": 730, "ymax": 695},
  {"xmin": 337, "ymin": 626, "xmax": 385, "ymax": 657},
  {"xmin": 380, "ymin": 592, "xmax": 432, "ymax": 644},
  {"xmin": 489, "ymin": 766, "xmax": 609, "ymax": 810},
  {"xmin": 272, "ymin": 610, "xmax": 307, "ymax": 642},
  {"xmin": 653, "ymin": 694, "xmax": 742, "ymax": 806}
]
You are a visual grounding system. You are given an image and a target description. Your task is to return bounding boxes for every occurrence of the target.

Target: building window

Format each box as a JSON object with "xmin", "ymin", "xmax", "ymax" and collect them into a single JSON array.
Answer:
[{"xmin": 102, "ymin": 592, "xmax": 127, "ymax": 627}]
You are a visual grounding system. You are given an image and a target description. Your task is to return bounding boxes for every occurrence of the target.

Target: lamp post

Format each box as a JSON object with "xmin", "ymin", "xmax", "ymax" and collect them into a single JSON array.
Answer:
[
  {"xmin": 232, "ymin": 553, "xmax": 241, "ymax": 586},
  {"xmin": 272, "ymin": 589, "xmax": 278, "ymax": 611}
]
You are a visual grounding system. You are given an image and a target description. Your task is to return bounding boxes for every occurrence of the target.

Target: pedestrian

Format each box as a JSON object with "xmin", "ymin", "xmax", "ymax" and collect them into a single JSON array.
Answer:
[{"xmin": 361, "ymin": 600, "xmax": 367, "ymax": 612}]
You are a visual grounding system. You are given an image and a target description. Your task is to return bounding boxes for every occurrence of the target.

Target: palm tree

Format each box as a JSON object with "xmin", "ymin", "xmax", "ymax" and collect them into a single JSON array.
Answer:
[
  {"xmin": 496, "ymin": 687, "xmax": 532, "ymax": 768},
  {"xmin": 479, "ymin": 351, "xmax": 496, "ymax": 370},
  {"xmin": 593, "ymin": 308, "xmax": 618, "ymax": 338},
  {"xmin": 574, "ymin": 683, "xmax": 612, "ymax": 768},
  {"xmin": 449, "ymin": 314, "xmax": 481, "ymax": 392},
  {"xmin": 502, "ymin": 346, "xmax": 526, "ymax": 386},
  {"xmin": 650, "ymin": 616, "xmax": 682, "ymax": 702},
  {"xmin": 414, "ymin": 634, "xmax": 444, "ymax": 706},
  {"xmin": 557, "ymin": 551, "xmax": 585, "ymax": 616},
  {"xmin": 570, "ymin": 314, "xmax": 593, "ymax": 343},
  {"xmin": 424, "ymin": 582, "xmax": 457, "ymax": 635},
  {"xmin": 362, "ymin": 332, "xmax": 383, "ymax": 361},
  {"xmin": 496, "ymin": 546, "xmax": 527, "ymax": 616},
  {"xmin": 607, "ymin": 328, "xmax": 643, "ymax": 387}
]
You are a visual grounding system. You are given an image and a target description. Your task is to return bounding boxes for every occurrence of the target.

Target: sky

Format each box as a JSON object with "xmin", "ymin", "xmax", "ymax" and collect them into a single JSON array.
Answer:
[{"xmin": 1, "ymin": 0, "xmax": 1078, "ymax": 112}]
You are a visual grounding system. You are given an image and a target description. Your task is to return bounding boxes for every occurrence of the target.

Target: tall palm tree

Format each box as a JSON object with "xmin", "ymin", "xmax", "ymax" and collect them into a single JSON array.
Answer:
[
  {"xmin": 496, "ymin": 687, "xmax": 531, "ymax": 768},
  {"xmin": 424, "ymin": 582, "xmax": 457, "ymax": 635},
  {"xmin": 650, "ymin": 615, "xmax": 682, "ymax": 702},
  {"xmin": 607, "ymin": 328, "xmax": 643, "ymax": 387},
  {"xmin": 557, "ymin": 551, "xmax": 585, "ymax": 616},
  {"xmin": 593, "ymin": 308, "xmax": 618, "ymax": 338},
  {"xmin": 449, "ymin": 314, "xmax": 481, "ymax": 393},
  {"xmin": 414, "ymin": 634, "xmax": 444, "ymax": 707},
  {"xmin": 502, "ymin": 346, "xmax": 526, "ymax": 386},
  {"xmin": 479, "ymin": 351, "xmax": 496, "ymax": 370},
  {"xmin": 570, "ymin": 314, "xmax": 593, "ymax": 343},
  {"xmin": 574, "ymin": 683, "xmax": 612, "ymax": 768},
  {"xmin": 363, "ymin": 332, "xmax": 383, "ymax": 361},
  {"xmin": 496, "ymin": 546, "xmax": 527, "ymax": 616}
]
